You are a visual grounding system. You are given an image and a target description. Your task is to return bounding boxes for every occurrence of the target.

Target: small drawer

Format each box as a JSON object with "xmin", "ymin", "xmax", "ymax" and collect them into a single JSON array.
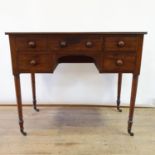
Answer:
[
  {"xmin": 102, "ymin": 53, "xmax": 136, "ymax": 72},
  {"xmin": 15, "ymin": 36, "xmax": 47, "ymax": 51},
  {"xmin": 48, "ymin": 35, "xmax": 102, "ymax": 51},
  {"xmin": 104, "ymin": 36, "xmax": 137, "ymax": 52},
  {"xmin": 17, "ymin": 53, "xmax": 53, "ymax": 72}
]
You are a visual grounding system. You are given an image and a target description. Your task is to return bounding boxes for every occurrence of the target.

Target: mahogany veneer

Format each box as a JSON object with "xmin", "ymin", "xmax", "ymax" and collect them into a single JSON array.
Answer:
[{"xmin": 6, "ymin": 32, "xmax": 147, "ymax": 136}]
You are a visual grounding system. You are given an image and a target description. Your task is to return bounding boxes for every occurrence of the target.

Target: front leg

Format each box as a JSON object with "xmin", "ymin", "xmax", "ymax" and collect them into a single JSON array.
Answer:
[
  {"xmin": 128, "ymin": 74, "xmax": 139, "ymax": 136},
  {"xmin": 14, "ymin": 74, "xmax": 27, "ymax": 136}
]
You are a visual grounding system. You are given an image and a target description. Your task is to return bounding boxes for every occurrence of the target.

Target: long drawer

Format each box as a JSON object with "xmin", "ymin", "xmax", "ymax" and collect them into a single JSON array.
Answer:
[{"xmin": 48, "ymin": 35, "xmax": 102, "ymax": 52}]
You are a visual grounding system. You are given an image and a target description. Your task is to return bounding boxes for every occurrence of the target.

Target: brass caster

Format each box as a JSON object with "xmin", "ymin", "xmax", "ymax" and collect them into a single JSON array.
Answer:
[
  {"xmin": 128, "ymin": 129, "xmax": 134, "ymax": 136},
  {"xmin": 20, "ymin": 130, "xmax": 27, "ymax": 136},
  {"xmin": 34, "ymin": 107, "xmax": 39, "ymax": 112},
  {"xmin": 117, "ymin": 107, "xmax": 122, "ymax": 112}
]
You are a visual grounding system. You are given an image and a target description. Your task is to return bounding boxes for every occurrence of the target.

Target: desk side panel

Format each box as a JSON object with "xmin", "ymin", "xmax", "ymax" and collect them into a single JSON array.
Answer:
[
  {"xmin": 134, "ymin": 35, "xmax": 144, "ymax": 75},
  {"xmin": 8, "ymin": 35, "xmax": 18, "ymax": 75}
]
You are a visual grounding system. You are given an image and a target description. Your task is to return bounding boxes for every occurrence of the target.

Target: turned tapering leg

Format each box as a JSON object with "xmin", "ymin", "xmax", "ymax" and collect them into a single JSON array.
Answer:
[
  {"xmin": 31, "ymin": 73, "xmax": 39, "ymax": 111},
  {"xmin": 117, "ymin": 73, "xmax": 122, "ymax": 112},
  {"xmin": 128, "ymin": 74, "xmax": 139, "ymax": 136},
  {"xmin": 14, "ymin": 74, "xmax": 27, "ymax": 136}
]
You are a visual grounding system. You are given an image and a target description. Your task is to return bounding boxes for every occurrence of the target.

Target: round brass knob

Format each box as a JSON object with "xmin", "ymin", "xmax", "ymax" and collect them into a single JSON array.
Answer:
[
  {"xmin": 60, "ymin": 41, "xmax": 67, "ymax": 47},
  {"xmin": 30, "ymin": 60, "xmax": 37, "ymax": 65},
  {"xmin": 117, "ymin": 41, "xmax": 125, "ymax": 47},
  {"xmin": 116, "ymin": 59, "xmax": 124, "ymax": 66},
  {"xmin": 28, "ymin": 41, "xmax": 36, "ymax": 48},
  {"xmin": 85, "ymin": 41, "xmax": 93, "ymax": 48}
]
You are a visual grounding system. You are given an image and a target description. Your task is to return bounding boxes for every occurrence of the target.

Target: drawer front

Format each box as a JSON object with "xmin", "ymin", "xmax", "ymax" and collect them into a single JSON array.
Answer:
[
  {"xmin": 105, "ymin": 36, "xmax": 137, "ymax": 52},
  {"xmin": 17, "ymin": 53, "xmax": 53, "ymax": 72},
  {"xmin": 48, "ymin": 35, "xmax": 102, "ymax": 51},
  {"xmin": 15, "ymin": 36, "xmax": 47, "ymax": 51},
  {"xmin": 102, "ymin": 54, "xmax": 136, "ymax": 72}
]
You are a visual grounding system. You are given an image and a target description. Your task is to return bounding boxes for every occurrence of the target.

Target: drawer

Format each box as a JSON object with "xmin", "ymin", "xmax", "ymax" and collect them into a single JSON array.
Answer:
[
  {"xmin": 104, "ymin": 36, "xmax": 137, "ymax": 52},
  {"xmin": 17, "ymin": 53, "xmax": 53, "ymax": 72},
  {"xmin": 48, "ymin": 35, "xmax": 102, "ymax": 51},
  {"xmin": 15, "ymin": 36, "xmax": 47, "ymax": 51},
  {"xmin": 102, "ymin": 53, "xmax": 136, "ymax": 73}
]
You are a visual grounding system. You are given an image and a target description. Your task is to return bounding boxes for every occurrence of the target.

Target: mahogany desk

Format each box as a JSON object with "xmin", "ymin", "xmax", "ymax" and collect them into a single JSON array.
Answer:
[{"xmin": 6, "ymin": 32, "xmax": 147, "ymax": 136}]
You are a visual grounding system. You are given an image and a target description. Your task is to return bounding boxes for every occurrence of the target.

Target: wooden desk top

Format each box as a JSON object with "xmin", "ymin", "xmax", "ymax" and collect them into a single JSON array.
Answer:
[{"xmin": 5, "ymin": 32, "xmax": 147, "ymax": 35}]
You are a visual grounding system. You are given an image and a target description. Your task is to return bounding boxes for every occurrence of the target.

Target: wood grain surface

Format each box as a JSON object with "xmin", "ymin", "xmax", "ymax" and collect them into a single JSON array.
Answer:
[{"xmin": 0, "ymin": 106, "xmax": 154, "ymax": 155}]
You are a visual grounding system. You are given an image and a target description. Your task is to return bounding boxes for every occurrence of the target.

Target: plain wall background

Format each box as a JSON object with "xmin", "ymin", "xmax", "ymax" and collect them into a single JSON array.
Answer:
[{"xmin": 0, "ymin": 0, "xmax": 154, "ymax": 106}]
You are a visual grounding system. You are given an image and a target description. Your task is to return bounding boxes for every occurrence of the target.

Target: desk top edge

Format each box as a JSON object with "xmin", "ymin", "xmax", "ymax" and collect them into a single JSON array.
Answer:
[{"xmin": 5, "ymin": 32, "xmax": 147, "ymax": 35}]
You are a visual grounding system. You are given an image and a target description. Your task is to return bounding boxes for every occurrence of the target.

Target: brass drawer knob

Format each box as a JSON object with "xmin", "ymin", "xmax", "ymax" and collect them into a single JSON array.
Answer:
[
  {"xmin": 60, "ymin": 41, "xmax": 67, "ymax": 47},
  {"xmin": 116, "ymin": 59, "xmax": 124, "ymax": 66},
  {"xmin": 30, "ymin": 60, "xmax": 37, "ymax": 65},
  {"xmin": 85, "ymin": 41, "xmax": 93, "ymax": 48},
  {"xmin": 117, "ymin": 41, "xmax": 125, "ymax": 47},
  {"xmin": 28, "ymin": 41, "xmax": 36, "ymax": 48}
]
